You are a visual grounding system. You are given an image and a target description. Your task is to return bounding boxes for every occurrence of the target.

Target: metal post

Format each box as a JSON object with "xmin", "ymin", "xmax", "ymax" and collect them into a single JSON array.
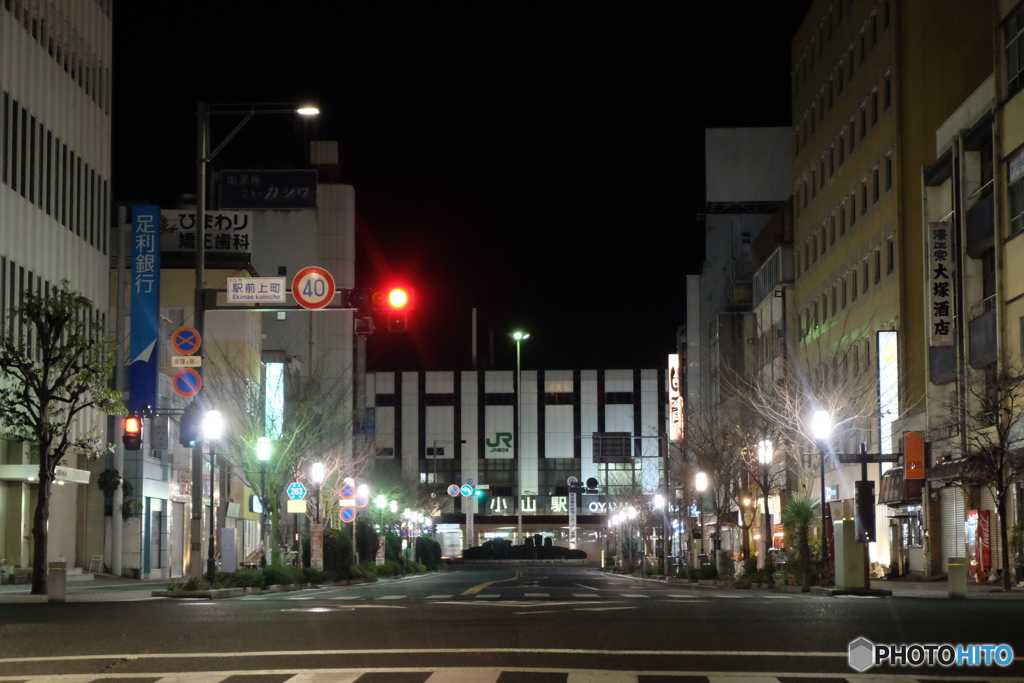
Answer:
[
  {"xmin": 515, "ymin": 340, "xmax": 522, "ymax": 542},
  {"xmin": 206, "ymin": 442, "xmax": 216, "ymax": 582},
  {"xmin": 190, "ymin": 104, "xmax": 210, "ymax": 580},
  {"xmin": 260, "ymin": 463, "xmax": 267, "ymax": 564},
  {"xmin": 820, "ymin": 443, "xmax": 829, "ymax": 576}
]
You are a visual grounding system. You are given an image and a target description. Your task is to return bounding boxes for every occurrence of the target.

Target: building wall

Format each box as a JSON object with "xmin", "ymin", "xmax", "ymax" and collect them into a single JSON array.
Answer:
[{"xmin": 0, "ymin": 1, "xmax": 113, "ymax": 569}]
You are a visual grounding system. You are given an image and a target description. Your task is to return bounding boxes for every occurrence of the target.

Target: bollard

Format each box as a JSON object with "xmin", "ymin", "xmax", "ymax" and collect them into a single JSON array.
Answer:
[
  {"xmin": 47, "ymin": 561, "xmax": 67, "ymax": 602},
  {"xmin": 948, "ymin": 557, "xmax": 967, "ymax": 598}
]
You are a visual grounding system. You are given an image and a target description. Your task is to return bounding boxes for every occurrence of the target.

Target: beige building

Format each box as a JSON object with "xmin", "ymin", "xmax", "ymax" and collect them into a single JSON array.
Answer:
[
  {"xmin": 790, "ymin": 0, "xmax": 993, "ymax": 574},
  {"xmin": 918, "ymin": 0, "xmax": 1024, "ymax": 581}
]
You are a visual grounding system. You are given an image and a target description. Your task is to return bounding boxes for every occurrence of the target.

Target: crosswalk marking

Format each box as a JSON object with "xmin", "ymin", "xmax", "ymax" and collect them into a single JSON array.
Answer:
[
  {"xmin": 618, "ymin": 593, "xmax": 649, "ymax": 598},
  {"xmin": 426, "ymin": 594, "xmax": 454, "ymax": 599}
]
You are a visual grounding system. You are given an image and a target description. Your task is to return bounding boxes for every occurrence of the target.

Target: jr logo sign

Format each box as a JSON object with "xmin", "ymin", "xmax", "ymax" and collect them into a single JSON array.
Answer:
[{"xmin": 486, "ymin": 433, "xmax": 513, "ymax": 452}]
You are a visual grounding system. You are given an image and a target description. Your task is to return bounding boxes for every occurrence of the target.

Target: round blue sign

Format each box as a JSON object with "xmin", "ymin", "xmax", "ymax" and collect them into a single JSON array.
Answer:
[
  {"xmin": 340, "ymin": 506, "xmax": 356, "ymax": 523},
  {"xmin": 460, "ymin": 484, "xmax": 473, "ymax": 497},
  {"xmin": 447, "ymin": 484, "xmax": 461, "ymax": 497}
]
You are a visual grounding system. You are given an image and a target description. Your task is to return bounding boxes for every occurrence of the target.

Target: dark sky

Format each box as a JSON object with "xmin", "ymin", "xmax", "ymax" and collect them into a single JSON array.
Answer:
[{"xmin": 113, "ymin": 2, "xmax": 810, "ymax": 372}]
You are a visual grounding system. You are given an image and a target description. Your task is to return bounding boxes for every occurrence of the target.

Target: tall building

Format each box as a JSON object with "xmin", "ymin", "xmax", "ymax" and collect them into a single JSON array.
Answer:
[
  {"xmin": 0, "ymin": 1, "xmax": 113, "ymax": 572},
  {"xmin": 915, "ymin": 0, "xmax": 1024, "ymax": 581},
  {"xmin": 790, "ymin": 0, "xmax": 993, "ymax": 573}
]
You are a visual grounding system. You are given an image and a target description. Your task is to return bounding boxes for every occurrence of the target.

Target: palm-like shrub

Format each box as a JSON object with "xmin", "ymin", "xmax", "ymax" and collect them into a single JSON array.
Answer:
[{"xmin": 782, "ymin": 493, "xmax": 820, "ymax": 575}]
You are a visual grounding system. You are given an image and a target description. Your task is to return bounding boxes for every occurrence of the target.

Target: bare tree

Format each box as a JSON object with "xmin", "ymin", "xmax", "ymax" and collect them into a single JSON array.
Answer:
[
  {"xmin": 0, "ymin": 282, "xmax": 124, "ymax": 593},
  {"xmin": 202, "ymin": 345, "xmax": 366, "ymax": 566},
  {"xmin": 932, "ymin": 359, "xmax": 1024, "ymax": 591}
]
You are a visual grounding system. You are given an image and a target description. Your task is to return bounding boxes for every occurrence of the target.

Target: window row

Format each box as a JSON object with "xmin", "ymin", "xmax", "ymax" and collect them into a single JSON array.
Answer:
[
  {"xmin": 795, "ymin": 86, "xmax": 892, "ymax": 219},
  {"xmin": 1006, "ymin": 1, "xmax": 1024, "ymax": 98},
  {"xmin": 2, "ymin": 0, "xmax": 112, "ymax": 113},
  {"xmin": 1, "ymin": 92, "xmax": 109, "ymax": 255},
  {"xmin": 1011, "ymin": 167, "xmax": 1024, "ymax": 237},
  {"xmin": 799, "ymin": 239, "xmax": 895, "ymax": 337},
  {"xmin": 795, "ymin": 63, "xmax": 892, "ymax": 162},
  {"xmin": 796, "ymin": 153, "xmax": 893, "ymax": 273},
  {"xmin": 794, "ymin": 0, "xmax": 891, "ymax": 98},
  {"xmin": 0, "ymin": 255, "xmax": 107, "ymax": 361}
]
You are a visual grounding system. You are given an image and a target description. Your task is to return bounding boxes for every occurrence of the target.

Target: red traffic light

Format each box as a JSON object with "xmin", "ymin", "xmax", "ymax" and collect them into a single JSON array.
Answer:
[
  {"xmin": 372, "ymin": 287, "xmax": 414, "ymax": 310},
  {"xmin": 122, "ymin": 415, "xmax": 143, "ymax": 450}
]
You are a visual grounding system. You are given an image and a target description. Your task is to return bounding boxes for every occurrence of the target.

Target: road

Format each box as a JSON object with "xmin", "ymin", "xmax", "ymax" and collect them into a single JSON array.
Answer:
[{"xmin": 1, "ymin": 564, "xmax": 1022, "ymax": 681}]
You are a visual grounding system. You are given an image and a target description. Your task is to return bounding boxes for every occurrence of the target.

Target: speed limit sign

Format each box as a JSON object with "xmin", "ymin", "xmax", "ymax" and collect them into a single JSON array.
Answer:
[{"xmin": 292, "ymin": 267, "xmax": 336, "ymax": 310}]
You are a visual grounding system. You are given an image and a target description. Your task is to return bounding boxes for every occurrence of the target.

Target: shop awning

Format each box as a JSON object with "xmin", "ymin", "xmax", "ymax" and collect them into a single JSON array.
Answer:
[
  {"xmin": 0, "ymin": 464, "xmax": 91, "ymax": 485},
  {"xmin": 877, "ymin": 466, "xmax": 923, "ymax": 507},
  {"xmin": 927, "ymin": 457, "xmax": 989, "ymax": 483}
]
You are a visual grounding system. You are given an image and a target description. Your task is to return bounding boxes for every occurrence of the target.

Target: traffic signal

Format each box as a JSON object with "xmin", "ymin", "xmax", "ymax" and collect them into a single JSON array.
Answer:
[
  {"xmin": 371, "ymin": 286, "xmax": 414, "ymax": 332},
  {"xmin": 122, "ymin": 415, "xmax": 143, "ymax": 450},
  {"xmin": 179, "ymin": 404, "xmax": 201, "ymax": 448}
]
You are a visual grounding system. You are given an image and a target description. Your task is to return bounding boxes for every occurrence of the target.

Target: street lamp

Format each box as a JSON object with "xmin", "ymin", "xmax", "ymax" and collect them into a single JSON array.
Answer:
[
  {"xmin": 256, "ymin": 437, "xmax": 272, "ymax": 565},
  {"xmin": 510, "ymin": 330, "xmax": 529, "ymax": 542},
  {"xmin": 203, "ymin": 409, "xmax": 224, "ymax": 582},
  {"xmin": 310, "ymin": 462, "xmax": 325, "ymax": 525},
  {"xmin": 189, "ymin": 101, "xmax": 319, "ymax": 578},
  {"xmin": 757, "ymin": 439, "xmax": 773, "ymax": 568},
  {"xmin": 695, "ymin": 471, "xmax": 707, "ymax": 560},
  {"xmin": 812, "ymin": 410, "xmax": 833, "ymax": 574}
]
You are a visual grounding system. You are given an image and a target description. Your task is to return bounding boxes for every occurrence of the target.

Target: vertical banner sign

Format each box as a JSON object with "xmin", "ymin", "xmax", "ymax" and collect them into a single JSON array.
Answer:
[
  {"xmin": 928, "ymin": 222, "xmax": 953, "ymax": 347},
  {"xmin": 569, "ymin": 492, "xmax": 577, "ymax": 550},
  {"xmin": 668, "ymin": 354, "xmax": 683, "ymax": 442},
  {"xmin": 129, "ymin": 206, "xmax": 161, "ymax": 413},
  {"xmin": 311, "ymin": 523, "xmax": 324, "ymax": 571},
  {"xmin": 877, "ymin": 330, "xmax": 899, "ymax": 459},
  {"xmin": 904, "ymin": 432, "xmax": 925, "ymax": 480}
]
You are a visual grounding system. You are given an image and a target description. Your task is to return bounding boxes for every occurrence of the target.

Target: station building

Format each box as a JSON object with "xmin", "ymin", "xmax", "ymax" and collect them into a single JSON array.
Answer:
[{"xmin": 364, "ymin": 368, "xmax": 671, "ymax": 562}]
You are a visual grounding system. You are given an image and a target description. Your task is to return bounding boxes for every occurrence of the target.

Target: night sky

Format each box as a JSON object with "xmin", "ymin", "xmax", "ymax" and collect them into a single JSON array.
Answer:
[{"xmin": 113, "ymin": 2, "xmax": 810, "ymax": 372}]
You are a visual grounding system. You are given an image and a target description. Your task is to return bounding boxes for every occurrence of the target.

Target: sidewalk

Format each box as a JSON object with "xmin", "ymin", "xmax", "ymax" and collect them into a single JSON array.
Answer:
[
  {"xmin": 869, "ymin": 575, "xmax": 1024, "ymax": 599},
  {"xmin": 0, "ymin": 572, "xmax": 171, "ymax": 603}
]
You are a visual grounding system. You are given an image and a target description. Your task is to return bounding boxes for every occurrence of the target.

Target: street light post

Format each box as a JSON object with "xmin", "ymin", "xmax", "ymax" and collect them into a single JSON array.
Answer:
[
  {"xmin": 695, "ymin": 471, "xmax": 707, "ymax": 561},
  {"xmin": 203, "ymin": 410, "xmax": 223, "ymax": 583},
  {"xmin": 510, "ymin": 331, "xmax": 529, "ymax": 542},
  {"xmin": 256, "ymin": 437, "xmax": 272, "ymax": 565},
  {"xmin": 812, "ymin": 410, "xmax": 833, "ymax": 578},
  {"xmin": 310, "ymin": 462, "xmax": 325, "ymax": 525},
  {"xmin": 757, "ymin": 439, "xmax": 773, "ymax": 568},
  {"xmin": 189, "ymin": 101, "xmax": 318, "ymax": 578}
]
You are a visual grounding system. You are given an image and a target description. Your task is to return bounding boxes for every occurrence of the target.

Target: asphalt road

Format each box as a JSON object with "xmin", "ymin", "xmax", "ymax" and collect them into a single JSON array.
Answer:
[{"xmin": 1, "ymin": 565, "xmax": 1022, "ymax": 681}]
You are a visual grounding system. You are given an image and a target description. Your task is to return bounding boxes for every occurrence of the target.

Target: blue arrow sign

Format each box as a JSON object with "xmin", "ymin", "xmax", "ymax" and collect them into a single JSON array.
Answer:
[
  {"xmin": 287, "ymin": 482, "xmax": 307, "ymax": 500},
  {"xmin": 460, "ymin": 484, "xmax": 473, "ymax": 497}
]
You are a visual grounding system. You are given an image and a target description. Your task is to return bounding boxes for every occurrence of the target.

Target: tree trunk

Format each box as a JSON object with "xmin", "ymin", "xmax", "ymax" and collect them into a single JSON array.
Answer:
[
  {"xmin": 998, "ymin": 490, "xmax": 1012, "ymax": 591},
  {"xmin": 30, "ymin": 444, "xmax": 54, "ymax": 595},
  {"xmin": 269, "ymin": 506, "xmax": 281, "ymax": 566}
]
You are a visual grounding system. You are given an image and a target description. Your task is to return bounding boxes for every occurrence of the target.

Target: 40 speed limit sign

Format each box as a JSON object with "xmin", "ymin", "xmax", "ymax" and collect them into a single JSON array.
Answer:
[{"xmin": 292, "ymin": 267, "xmax": 336, "ymax": 310}]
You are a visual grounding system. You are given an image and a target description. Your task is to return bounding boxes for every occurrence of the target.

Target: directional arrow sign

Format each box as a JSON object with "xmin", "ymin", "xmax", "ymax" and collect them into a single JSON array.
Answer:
[{"xmin": 286, "ymin": 482, "xmax": 307, "ymax": 500}]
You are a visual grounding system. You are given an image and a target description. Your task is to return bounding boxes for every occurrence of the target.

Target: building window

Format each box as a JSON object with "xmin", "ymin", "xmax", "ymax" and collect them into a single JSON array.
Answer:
[
  {"xmin": 885, "ymin": 154, "xmax": 893, "ymax": 189},
  {"xmin": 828, "ymin": 77, "xmax": 834, "ymax": 108},
  {"xmin": 852, "ymin": 268, "xmax": 858, "ymax": 301},
  {"xmin": 860, "ymin": 105, "xmax": 867, "ymax": 139},
  {"xmin": 820, "ymin": 227, "xmax": 826, "ymax": 254},
  {"xmin": 859, "ymin": 31, "xmax": 866, "ymax": 63},
  {"xmin": 1010, "ymin": 172, "xmax": 1024, "ymax": 236},
  {"xmin": 840, "ymin": 202, "xmax": 847, "ymax": 235},
  {"xmin": 873, "ymin": 167, "xmax": 880, "ymax": 202},
  {"xmin": 829, "ymin": 145, "xmax": 835, "ymax": 176},
  {"xmin": 820, "ymin": 158, "xmax": 826, "ymax": 187},
  {"xmin": 850, "ymin": 193, "xmax": 857, "ymax": 225},
  {"xmin": 883, "ymin": 0, "xmax": 890, "ymax": 29},
  {"xmin": 842, "ymin": 277, "xmax": 848, "ymax": 309},
  {"xmin": 861, "ymin": 181, "xmax": 868, "ymax": 213},
  {"xmin": 871, "ymin": 89, "xmax": 879, "ymax": 124},
  {"xmin": 1005, "ymin": 2, "xmax": 1024, "ymax": 97},
  {"xmin": 838, "ymin": 63, "xmax": 844, "ymax": 94},
  {"xmin": 884, "ymin": 72, "xmax": 892, "ymax": 109},
  {"xmin": 871, "ymin": 13, "xmax": 878, "ymax": 47},
  {"xmin": 812, "ymin": 171, "xmax": 817, "ymax": 198},
  {"xmin": 1019, "ymin": 316, "xmax": 1024, "ymax": 357},
  {"xmin": 812, "ymin": 236, "xmax": 818, "ymax": 263},
  {"xmin": 839, "ymin": 133, "xmax": 845, "ymax": 164},
  {"xmin": 862, "ymin": 260, "xmax": 869, "ymax": 292},
  {"xmin": 849, "ymin": 120, "xmax": 856, "ymax": 152},
  {"xmin": 848, "ymin": 48, "xmax": 855, "ymax": 78},
  {"xmin": 874, "ymin": 248, "xmax": 882, "ymax": 283},
  {"xmin": 887, "ymin": 237, "xmax": 895, "ymax": 273},
  {"xmin": 830, "ymin": 213, "xmax": 836, "ymax": 245},
  {"xmin": 832, "ymin": 285, "xmax": 837, "ymax": 315}
]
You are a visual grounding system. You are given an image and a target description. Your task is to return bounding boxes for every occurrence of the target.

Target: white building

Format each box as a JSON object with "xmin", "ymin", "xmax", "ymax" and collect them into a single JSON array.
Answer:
[{"xmin": 0, "ymin": 0, "xmax": 113, "ymax": 574}]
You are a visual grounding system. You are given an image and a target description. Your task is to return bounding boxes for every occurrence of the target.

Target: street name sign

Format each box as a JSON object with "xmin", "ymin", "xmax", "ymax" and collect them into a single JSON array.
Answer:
[{"xmin": 227, "ymin": 277, "xmax": 287, "ymax": 303}]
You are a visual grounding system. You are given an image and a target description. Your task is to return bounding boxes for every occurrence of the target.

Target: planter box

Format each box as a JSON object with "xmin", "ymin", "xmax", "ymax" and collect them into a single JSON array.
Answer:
[{"xmin": 151, "ymin": 587, "xmax": 244, "ymax": 600}]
